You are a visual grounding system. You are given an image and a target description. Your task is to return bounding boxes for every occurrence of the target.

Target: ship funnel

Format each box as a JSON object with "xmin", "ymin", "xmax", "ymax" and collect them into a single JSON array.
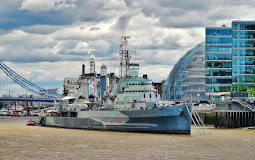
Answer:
[{"xmin": 82, "ymin": 64, "xmax": 85, "ymax": 75}]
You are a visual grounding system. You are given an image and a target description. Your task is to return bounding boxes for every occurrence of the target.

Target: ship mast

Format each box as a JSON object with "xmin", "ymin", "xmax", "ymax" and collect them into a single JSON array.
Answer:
[
  {"xmin": 119, "ymin": 36, "xmax": 130, "ymax": 78},
  {"xmin": 89, "ymin": 41, "xmax": 96, "ymax": 74}
]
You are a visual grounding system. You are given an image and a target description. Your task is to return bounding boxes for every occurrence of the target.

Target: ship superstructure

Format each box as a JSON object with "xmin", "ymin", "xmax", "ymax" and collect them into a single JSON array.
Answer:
[
  {"xmin": 104, "ymin": 36, "xmax": 162, "ymax": 110},
  {"xmin": 40, "ymin": 36, "xmax": 193, "ymax": 134}
]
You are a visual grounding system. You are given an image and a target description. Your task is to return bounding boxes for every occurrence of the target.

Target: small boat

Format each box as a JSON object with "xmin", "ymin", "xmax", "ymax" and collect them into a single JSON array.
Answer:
[
  {"xmin": 26, "ymin": 120, "xmax": 38, "ymax": 126},
  {"xmin": 0, "ymin": 108, "xmax": 10, "ymax": 116}
]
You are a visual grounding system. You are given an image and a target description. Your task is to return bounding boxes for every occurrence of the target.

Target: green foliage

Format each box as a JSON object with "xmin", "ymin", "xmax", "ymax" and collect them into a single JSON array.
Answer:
[
  {"xmin": 247, "ymin": 88, "xmax": 255, "ymax": 97},
  {"xmin": 204, "ymin": 113, "xmax": 215, "ymax": 125},
  {"xmin": 0, "ymin": 102, "xmax": 3, "ymax": 109},
  {"xmin": 247, "ymin": 88, "xmax": 255, "ymax": 93},
  {"xmin": 218, "ymin": 87, "xmax": 231, "ymax": 92},
  {"xmin": 234, "ymin": 83, "xmax": 246, "ymax": 92}
]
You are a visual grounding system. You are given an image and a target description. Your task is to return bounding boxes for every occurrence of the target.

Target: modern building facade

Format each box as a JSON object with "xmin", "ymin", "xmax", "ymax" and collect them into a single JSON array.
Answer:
[
  {"xmin": 205, "ymin": 20, "xmax": 255, "ymax": 97},
  {"xmin": 163, "ymin": 20, "xmax": 255, "ymax": 110},
  {"xmin": 205, "ymin": 27, "xmax": 232, "ymax": 93},
  {"xmin": 163, "ymin": 43, "xmax": 209, "ymax": 102},
  {"xmin": 232, "ymin": 21, "xmax": 255, "ymax": 92}
]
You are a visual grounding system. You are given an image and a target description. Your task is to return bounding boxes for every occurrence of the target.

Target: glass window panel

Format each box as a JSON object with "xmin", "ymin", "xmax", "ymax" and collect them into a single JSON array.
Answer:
[
  {"xmin": 233, "ymin": 31, "xmax": 255, "ymax": 39},
  {"xmin": 233, "ymin": 75, "xmax": 255, "ymax": 83},
  {"xmin": 206, "ymin": 53, "xmax": 232, "ymax": 60},
  {"xmin": 206, "ymin": 45, "xmax": 232, "ymax": 52},
  {"xmin": 206, "ymin": 78, "xmax": 232, "ymax": 84},
  {"xmin": 206, "ymin": 28, "xmax": 232, "ymax": 36},
  {"xmin": 233, "ymin": 22, "xmax": 255, "ymax": 30},
  {"xmin": 205, "ymin": 69, "xmax": 232, "ymax": 76},
  {"xmin": 233, "ymin": 49, "xmax": 255, "ymax": 56},
  {"xmin": 205, "ymin": 61, "xmax": 232, "ymax": 68},
  {"xmin": 233, "ymin": 40, "xmax": 255, "ymax": 48},
  {"xmin": 232, "ymin": 57, "xmax": 255, "ymax": 65},
  {"xmin": 206, "ymin": 37, "xmax": 232, "ymax": 44},
  {"xmin": 206, "ymin": 86, "xmax": 231, "ymax": 92}
]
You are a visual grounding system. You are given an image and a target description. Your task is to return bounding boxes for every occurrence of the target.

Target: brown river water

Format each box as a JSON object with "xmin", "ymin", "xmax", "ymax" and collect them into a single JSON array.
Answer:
[{"xmin": 0, "ymin": 117, "xmax": 255, "ymax": 160}]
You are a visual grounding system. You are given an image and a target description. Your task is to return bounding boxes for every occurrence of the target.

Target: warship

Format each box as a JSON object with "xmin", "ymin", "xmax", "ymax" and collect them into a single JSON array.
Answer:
[{"xmin": 39, "ymin": 36, "xmax": 193, "ymax": 134}]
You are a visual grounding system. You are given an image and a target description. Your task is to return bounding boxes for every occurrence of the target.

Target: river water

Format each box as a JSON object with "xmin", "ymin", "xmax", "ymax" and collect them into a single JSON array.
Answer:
[{"xmin": 0, "ymin": 117, "xmax": 254, "ymax": 160}]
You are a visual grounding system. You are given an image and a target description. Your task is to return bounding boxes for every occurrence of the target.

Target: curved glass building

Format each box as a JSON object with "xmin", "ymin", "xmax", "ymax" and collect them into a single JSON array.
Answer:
[{"xmin": 163, "ymin": 43, "xmax": 209, "ymax": 102}]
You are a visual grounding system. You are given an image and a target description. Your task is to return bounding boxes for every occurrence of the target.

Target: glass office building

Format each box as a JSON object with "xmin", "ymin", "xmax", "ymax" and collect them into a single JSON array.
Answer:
[
  {"xmin": 205, "ymin": 20, "xmax": 255, "ymax": 97},
  {"xmin": 163, "ymin": 43, "xmax": 209, "ymax": 102},
  {"xmin": 205, "ymin": 27, "xmax": 232, "ymax": 93},
  {"xmin": 232, "ymin": 21, "xmax": 255, "ymax": 92},
  {"xmin": 164, "ymin": 20, "xmax": 255, "ymax": 104}
]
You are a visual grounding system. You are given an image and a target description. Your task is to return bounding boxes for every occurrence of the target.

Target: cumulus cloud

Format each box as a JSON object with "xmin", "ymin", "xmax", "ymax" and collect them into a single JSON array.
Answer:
[
  {"xmin": 0, "ymin": 61, "xmax": 86, "ymax": 93},
  {"xmin": 20, "ymin": 25, "xmax": 64, "ymax": 35},
  {"xmin": 139, "ymin": 64, "xmax": 173, "ymax": 82},
  {"xmin": 71, "ymin": 42, "xmax": 89, "ymax": 53},
  {"xmin": 20, "ymin": 0, "xmax": 77, "ymax": 12},
  {"xmin": 1, "ymin": 0, "xmax": 255, "ymax": 93}
]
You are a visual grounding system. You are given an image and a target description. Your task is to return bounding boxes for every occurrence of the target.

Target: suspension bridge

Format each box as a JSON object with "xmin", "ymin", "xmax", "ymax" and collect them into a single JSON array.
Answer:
[{"xmin": 0, "ymin": 60, "xmax": 64, "ymax": 105}]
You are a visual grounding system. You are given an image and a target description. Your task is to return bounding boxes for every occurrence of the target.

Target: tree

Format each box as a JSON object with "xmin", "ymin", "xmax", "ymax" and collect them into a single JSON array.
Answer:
[
  {"xmin": 0, "ymin": 102, "xmax": 4, "ymax": 109},
  {"xmin": 247, "ymin": 88, "xmax": 255, "ymax": 97}
]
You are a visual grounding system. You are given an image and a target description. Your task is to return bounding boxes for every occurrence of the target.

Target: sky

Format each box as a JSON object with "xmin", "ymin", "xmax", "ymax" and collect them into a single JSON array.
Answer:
[{"xmin": 0, "ymin": 0, "xmax": 255, "ymax": 94}]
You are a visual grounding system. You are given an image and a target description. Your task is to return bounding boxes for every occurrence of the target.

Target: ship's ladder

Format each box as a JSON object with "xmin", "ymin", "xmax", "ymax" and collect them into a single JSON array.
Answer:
[{"xmin": 185, "ymin": 105, "xmax": 211, "ymax": 136}]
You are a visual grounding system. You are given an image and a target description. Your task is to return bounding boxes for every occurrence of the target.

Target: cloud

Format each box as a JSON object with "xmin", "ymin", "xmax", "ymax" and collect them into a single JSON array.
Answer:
[
  {"xmin": 20, "ymin": 0, "xmax": 77, "ymax": 12},
  {"xmin": 133, "ymin": 0, "xmax": 255, "ymax": 28},
  {"xmin": 2, "ymin": 61, "xmax": 82, "ymax": 83},
  {"xmin": 139, "ymin": 64, "xmax": 173, "ymax": 82},
  {"xmin": 89, "ymin": 27, "xmax": 100, "ymax": 31},
  {"xmin": 1, "ymin": 0, "xmax": 255, "ymax": 94},
  {"xmin": 0, "ymin": 0, "xmax": 114, "ymax": 30},
  {"xmin": 20, "ymin": 25, "xmax": 64, "ymax": 34},
  {"xmin": 0, "ymin": 61, "xmax": 86, "ymax": 93}
]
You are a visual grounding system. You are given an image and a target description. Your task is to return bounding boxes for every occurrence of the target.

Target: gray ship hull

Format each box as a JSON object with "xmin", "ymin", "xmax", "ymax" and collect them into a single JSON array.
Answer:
[{"xmin": 41, "ymin": 105, "xmax": 192, "ymax": 134}]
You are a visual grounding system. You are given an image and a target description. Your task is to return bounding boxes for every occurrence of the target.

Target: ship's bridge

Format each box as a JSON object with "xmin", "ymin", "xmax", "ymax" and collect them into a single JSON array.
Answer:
[
  {"xmin": 128, "ymin": 63, "xmax": 139, "ymax": 78},
  {"xmin": 113, "ymin": 77, "xmax": 155, "ymax": 102}
]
